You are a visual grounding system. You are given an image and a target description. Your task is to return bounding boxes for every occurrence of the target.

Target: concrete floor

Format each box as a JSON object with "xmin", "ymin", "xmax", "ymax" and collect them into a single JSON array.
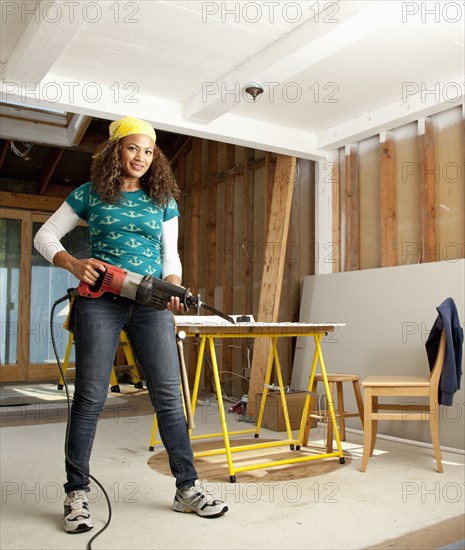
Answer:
[{"xmin": 1, "ymin": 387, "xmax": 464, "ymax": 550}]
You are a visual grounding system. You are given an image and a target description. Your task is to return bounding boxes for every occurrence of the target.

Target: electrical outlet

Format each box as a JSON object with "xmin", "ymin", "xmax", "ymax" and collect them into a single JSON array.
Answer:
[{"xmin": 242, "ymin": 367, "xmax": 251, "ymax": 379}]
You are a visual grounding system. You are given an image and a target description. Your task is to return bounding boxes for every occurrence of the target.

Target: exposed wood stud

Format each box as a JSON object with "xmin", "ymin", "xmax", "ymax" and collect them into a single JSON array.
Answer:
[
  {"xmin": 331, "ymin": 154, "xmax": 341, "ymax": 272},
  {"xmin": 188, "ymin": 138, "xmax": 202, "ymax": 384},
  {"xmin": 265, "ymin": 152, "xmax": 274, "ymax": 232},
  {"xmin": 379, "ymin": 132, "xmax": 397, "ymax": 266},
  {"xmin": 205, "ymin": 141, "xmax": 218, "ymax": 309},
  {"xmin": 189, "ymin": 139, "xmax": 202, "ymax": 292},
  {"xmin": 222, "ymin": 143, "xmax": 236, "ymax": 395},
  {"xmin": 287, "ymin": 159, "xmax": 300, "ymax": 384},
  {"xmin": 242, "ymin": 149, "xmax": 255, "ymax": 316},
  {"xmin": 418, "ymin": 117, "xmax": 437, "ymax": 263},
  {"xmin": 344, "ymin": 144, "xmax": 360, "ymax": 271},
  {"xmin": 239, "ymin": 148, "xmax": 257, "ymax": 398},
  {"xmin": 176, "ymin": 155, "xmax": 187, "ymax": 259}
]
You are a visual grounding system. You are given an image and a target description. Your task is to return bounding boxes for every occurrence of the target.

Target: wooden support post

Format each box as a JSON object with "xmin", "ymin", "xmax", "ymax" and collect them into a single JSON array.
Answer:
[
  {"xmin": 379, "ymin": 132, "xmax": 397, "ymax": 266},
  {"xmin": 247, "ymin": 155, "xmax": 297, "ymax": 418},
  {"xmin": 418, "ymin": 117, "xmax": 437, "ymax": 263},
  {"xmin": 344, "ymin": 144, "xmax": 360, "ymax": 271}
]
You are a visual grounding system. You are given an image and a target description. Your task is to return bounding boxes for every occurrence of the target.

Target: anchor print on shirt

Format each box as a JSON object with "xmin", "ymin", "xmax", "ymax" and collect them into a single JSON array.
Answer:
[
  {"xmin": 107, "ymin": 231, "xmax": 123, "ymax": 240},
  {"xmin": 128, "ymin": 257, "xmax": 143, "ymax": 268},
  {"xmin": 74, "ymin": 189, "xmax": 85, "ymax": 202},
  {"xmin": 121, "ymin": 211, "xmax": 143, "ymax": 218},
  {"xmin": 143, "ymin": 206, "xmax": 162, "ymax": 215},
  {"xmin": 122, "ymin": 223, "xmax": 143, "ymax": 233},
  {"xmin": 100, "ymin": 215, "xmax": 121, "ymax": 225},
  {"xmin": 90, "ymin": 228, "xmax": 102, "ymax": 237},
  {"xmin": 101, "ymin": 204, "xmax": 119, "ymax": 210},
  {"xmin": 126, "ymin": 237, "xmax": 143, "ymax": 250},
  {"xmin": 90, "ymin": 196, "xmax": 101, "ymax": 207},
  {"xmin": 123, "ymin": 200, "xmax": 139, "ymax": 208},
  {"xmin": 144, "ymin": 220, "xmax": 160, "ymax": 230},
  {"xmin": 89, "ymin": 213, "xmax": 99, "ymax": 223},
  {"xmin": 145, "ymin": 265, "xmax": 157, "ymax": 276}
]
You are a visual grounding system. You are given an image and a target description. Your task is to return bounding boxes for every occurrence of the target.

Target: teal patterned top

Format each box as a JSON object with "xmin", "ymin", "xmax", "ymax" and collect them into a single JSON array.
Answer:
[{"xmin": 66, "ymin": 182, "xmax": 179, "ymax": 277}]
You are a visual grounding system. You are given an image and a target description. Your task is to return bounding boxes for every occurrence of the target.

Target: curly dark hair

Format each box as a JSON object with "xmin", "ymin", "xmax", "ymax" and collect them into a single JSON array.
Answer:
[{"xmin": 90, "ymin": 138, "xmax": 180, "ymax": 205}]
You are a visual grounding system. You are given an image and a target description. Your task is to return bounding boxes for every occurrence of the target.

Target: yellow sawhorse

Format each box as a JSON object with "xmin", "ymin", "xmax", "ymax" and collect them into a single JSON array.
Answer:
[
  {"xmin": 57, "ymin": 330, "xmax": 143, "ymax": 392},
  {"xmin": 149, "ymin": 321, "xmax": 346, "ymax": 482}
]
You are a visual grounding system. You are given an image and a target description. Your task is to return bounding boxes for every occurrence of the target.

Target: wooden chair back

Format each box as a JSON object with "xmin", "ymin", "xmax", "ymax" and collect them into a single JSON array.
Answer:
[{"xmin": 429, "ymin": 329, "xmax": 447, "ymax": 401}]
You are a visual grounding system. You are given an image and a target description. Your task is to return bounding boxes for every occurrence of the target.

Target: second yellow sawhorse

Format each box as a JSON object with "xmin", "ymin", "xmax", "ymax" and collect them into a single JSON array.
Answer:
[{"xmin": 57, "ymin": 330, "xmax": 143, "ymax": 392}]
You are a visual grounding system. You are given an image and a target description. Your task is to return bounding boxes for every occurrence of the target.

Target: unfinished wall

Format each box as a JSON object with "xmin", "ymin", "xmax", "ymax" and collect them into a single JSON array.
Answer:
[
  {"xmin": 174, "ymin": 140, "xmax": 315, "ymax": 398},
  {"xmin": 334, "ymin": 105, "xmax": 465, "ymax": 271}
]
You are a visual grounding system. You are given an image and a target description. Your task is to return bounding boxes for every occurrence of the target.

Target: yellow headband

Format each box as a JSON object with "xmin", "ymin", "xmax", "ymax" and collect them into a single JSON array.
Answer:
[{"xmin": 108, "ymin": 116, "xmax": 156, "ymax": 143}]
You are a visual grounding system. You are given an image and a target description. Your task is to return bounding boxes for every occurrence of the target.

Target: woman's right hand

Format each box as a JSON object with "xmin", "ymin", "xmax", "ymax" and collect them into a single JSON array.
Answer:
[
  {"xmin": 53, "ymin": 252, "xmax": 106, "ymax": 284},
  {"xmin": 71, "ymin": 258, "xmax": 107, "ymax": 285}
]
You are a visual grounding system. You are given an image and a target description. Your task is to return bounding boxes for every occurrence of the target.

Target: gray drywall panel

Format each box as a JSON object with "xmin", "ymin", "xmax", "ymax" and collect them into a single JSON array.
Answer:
[{"xmin": 292, "ymin": 259, "xmax": 465, "ymax": 450}]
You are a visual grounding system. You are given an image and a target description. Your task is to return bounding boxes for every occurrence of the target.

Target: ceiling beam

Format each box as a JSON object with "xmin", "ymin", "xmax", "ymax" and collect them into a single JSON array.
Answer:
[
  {"xmin": 1, "ymin": 75, "xmax": 328, "ymax": 160},
  {"xmin": 183, "ymin": 1, "xmax": 393, "ymax": 123},
  {"xmin": 317, "ymin": 75, "xmax": 464, "ymax": 150},
  {"xmin": 67, "ymin": 114, "xmax": 93, "ymax": 146},
  {"xmin": 4, "ymin": 1, "xmax": 90, "ymax": 83}
]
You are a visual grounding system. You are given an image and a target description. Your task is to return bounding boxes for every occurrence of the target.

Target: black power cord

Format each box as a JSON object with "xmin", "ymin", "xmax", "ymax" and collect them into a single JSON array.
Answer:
[{"xmin": 50, "ymin": 291, "xmax": 112, "ymax": 550}]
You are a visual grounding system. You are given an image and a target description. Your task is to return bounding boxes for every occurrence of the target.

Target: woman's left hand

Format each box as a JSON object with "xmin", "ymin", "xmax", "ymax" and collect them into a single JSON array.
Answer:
[
  {"xmin": 166, "ymin": 295, "xmax": 185, "ymax": 313},
  {"xmin": 163, "ymin": 275, "xmax": 185, "ymax": 313}
]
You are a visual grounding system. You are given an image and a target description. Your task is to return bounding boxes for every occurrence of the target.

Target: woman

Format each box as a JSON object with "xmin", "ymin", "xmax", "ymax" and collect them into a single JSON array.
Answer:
[{"xmin": 34, "ymin": 116, "xmax": 228, "ymax": 533}]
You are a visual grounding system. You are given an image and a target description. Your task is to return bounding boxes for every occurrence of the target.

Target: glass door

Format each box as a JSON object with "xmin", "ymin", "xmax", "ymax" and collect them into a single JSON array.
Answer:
[
  {"xmin": 30, "ymin": 216, "xmax": 90, "ymax": 367},
  {"xmin": 0, "ymin": 209, "xmax": 89, "ymax": 382},
  {"xmin": 0, "ymin": 216, "xmax": 23, "ymax": 380}
]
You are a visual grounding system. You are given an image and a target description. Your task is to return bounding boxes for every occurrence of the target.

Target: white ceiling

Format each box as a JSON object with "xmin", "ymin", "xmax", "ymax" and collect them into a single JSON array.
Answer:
[{"xmin": 0, "ymin": 0, "xmax": 463, "ymax": 160}]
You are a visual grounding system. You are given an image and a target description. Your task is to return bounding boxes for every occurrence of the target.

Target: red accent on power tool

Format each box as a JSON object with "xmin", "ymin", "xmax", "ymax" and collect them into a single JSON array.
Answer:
[{"xmin": 77, "ymin": 261, "xmax": 128, "ymax": 298}]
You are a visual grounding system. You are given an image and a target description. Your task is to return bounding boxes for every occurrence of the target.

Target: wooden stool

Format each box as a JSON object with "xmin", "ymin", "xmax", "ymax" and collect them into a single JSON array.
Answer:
[{"xmin": 303, "ymin": 373, "xmax": 364, "ymax": 452}]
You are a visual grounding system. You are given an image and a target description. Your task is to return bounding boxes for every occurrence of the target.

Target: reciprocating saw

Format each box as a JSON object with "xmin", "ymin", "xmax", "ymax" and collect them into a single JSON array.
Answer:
[{"xmin": 76, "ymin": 260, "xmax": 235, "ymax": 324}]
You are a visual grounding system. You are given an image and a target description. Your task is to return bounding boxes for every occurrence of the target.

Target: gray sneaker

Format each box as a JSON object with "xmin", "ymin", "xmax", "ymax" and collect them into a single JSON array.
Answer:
[
  {"xmin": 172, "ymin": 480, "xmax": 228, "ymax": 518},
  {"xmin": 64, "ymin": 490, "xmax": 93, "ymax": 533}
]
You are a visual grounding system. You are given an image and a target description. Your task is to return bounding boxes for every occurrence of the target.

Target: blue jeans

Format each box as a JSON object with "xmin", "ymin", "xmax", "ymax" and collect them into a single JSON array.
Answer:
[{"xmin": 64, "ymin": 294, "xmax": 198, "ymax": 493}]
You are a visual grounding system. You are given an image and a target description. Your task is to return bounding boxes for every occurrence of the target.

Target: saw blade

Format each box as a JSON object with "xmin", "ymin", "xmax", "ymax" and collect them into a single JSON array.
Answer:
[{"xmin": 199, "ymin": 301, "xmax": 235, "ymax": 324}]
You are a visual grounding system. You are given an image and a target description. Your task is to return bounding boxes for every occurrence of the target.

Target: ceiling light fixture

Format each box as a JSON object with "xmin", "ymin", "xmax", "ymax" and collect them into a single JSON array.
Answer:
[{"xmin": 245, "ymin": 86, "xmax": 264, "ymax": 101}]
